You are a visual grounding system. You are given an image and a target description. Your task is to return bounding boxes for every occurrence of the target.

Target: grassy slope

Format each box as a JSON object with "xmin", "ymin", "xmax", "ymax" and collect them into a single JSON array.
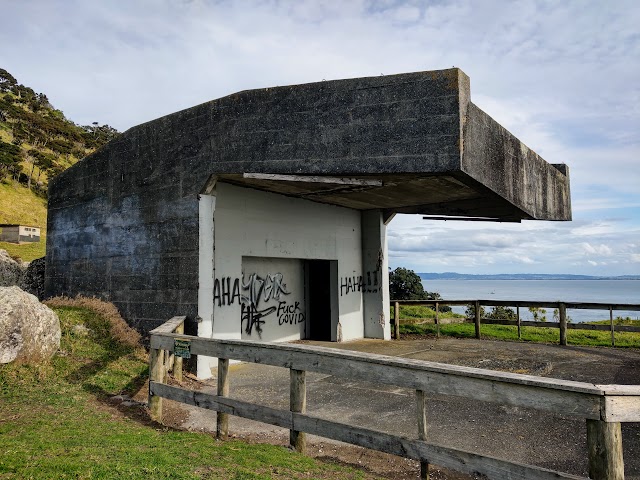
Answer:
[
  {"xmin": 0, "ymin": 305, "xmax": 371, "ymax": 480},
  {"xmin": 0, "ymin": 181, "xmax": 47, "ymax": 261}
]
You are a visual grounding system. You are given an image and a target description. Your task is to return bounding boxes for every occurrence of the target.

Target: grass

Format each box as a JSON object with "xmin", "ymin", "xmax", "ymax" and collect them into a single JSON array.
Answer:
[
  {"xmin": 0, "ymin": 180, "xmax": 47, "ymax": 261},
  {"xmin": 400, "ymin": 322, "xmax": 640, "ymax": 348},
  {"xmin": 394, "ymin": 304, "xmax": 465, "ymax": 321},
  {"xmin": 0, "ymin": 301, "xmax": 372, "ymax": 479}
]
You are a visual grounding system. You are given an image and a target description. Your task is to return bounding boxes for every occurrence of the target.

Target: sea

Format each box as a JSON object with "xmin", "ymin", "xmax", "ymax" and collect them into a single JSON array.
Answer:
[{"xmin": 421, "ymin": 279, "xmax": 640, "ymax": 323}]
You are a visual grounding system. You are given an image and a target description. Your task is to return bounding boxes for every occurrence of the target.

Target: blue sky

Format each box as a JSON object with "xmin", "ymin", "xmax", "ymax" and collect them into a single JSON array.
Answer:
[{"xmin": 1, "ymin": 0, "xmax": 639, "ymax": 276}]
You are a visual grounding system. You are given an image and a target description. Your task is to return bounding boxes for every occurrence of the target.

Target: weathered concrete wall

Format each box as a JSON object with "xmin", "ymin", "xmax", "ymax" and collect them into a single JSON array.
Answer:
[
  {"xmin": 46, "ymin": 69, "xmax": 466, "ymax": 334},
  {"xmin": 461, "ymin": 103, "xmax": 571, "ymax": 221}
]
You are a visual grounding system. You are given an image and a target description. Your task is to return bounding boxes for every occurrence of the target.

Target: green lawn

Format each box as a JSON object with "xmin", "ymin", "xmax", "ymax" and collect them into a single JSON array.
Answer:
[
  {"xmin": 0, "ymin": 304, "xmax": 372, "ymax": 480},
  {"xmin": 400, "ymin": 322, "xmax": 640, "ymax": 348}
]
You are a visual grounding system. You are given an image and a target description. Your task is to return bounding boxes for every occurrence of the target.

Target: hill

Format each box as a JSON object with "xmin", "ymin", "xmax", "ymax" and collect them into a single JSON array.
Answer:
[{"xmin": 0, "ymin": 67, "xmax": 119, "ymax": 260}]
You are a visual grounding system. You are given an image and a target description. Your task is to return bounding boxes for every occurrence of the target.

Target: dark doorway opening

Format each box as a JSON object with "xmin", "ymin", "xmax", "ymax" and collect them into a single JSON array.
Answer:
[{"xmin": 307, "ymin": 260, "xmax": 332, "ymax": 341}]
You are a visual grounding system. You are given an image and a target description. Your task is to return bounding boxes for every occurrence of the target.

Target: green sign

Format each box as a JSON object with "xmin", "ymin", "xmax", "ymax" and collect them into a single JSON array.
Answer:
[{"xmin": 174, "ymin": 339, "xmax": 191, "ymax": 359}]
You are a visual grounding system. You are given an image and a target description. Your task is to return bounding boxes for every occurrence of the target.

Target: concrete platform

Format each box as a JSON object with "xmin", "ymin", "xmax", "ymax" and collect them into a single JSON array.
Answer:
[{"xmin": 181, "ymin": 337, "xmax": 640, "ymax": 479}]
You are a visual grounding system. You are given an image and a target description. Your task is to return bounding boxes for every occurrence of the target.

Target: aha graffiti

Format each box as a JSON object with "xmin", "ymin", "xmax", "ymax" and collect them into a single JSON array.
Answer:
[{"xmin": 340, "ymin": 270, "xmax": 380, "ymax": 296}]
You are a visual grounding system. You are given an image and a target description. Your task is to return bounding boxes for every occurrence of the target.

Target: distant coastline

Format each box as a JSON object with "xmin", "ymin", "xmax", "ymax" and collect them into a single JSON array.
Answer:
[{"xmin": 419, "ymin": 272, "xmax": 640, "ymax": 281}]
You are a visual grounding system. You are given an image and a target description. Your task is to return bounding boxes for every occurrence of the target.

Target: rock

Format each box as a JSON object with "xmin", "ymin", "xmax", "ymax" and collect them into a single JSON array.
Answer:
[
  {"xmin": 0, "ymin": 249, "xmax": 26, "ymax": 287},
  {"xmin": 0, "ymin": 286, "xmax": 61, "ymax": 364},
  {"xmin": 20, "ymin": 257, "xmax": 45, "ymax": 300}
]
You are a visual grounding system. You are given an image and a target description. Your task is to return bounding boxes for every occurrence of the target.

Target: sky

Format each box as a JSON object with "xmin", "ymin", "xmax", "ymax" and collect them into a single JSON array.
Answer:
[{"xmin": 1, "ymin": 0, "xmax": 639, "ymax": 276}]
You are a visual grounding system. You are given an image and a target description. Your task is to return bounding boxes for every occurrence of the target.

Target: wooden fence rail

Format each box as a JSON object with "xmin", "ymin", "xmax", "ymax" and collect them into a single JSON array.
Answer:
[
  {"xmin": 148, "ymin": 317, "xmax": 640, "ymax": 479},
  {"xmin": 391, "ymin": 300, "xmax": 640, "ymax": 346}
]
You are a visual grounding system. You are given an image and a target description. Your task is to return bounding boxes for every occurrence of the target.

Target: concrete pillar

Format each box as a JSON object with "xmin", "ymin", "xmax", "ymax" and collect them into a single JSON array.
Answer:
[
  {"xmin": 361, "ymin": 210, "xmax": 391, "ymax": 340},
  {"xmin": 197, "ymin": 193, "xmax": 216, "ymax": 379}
]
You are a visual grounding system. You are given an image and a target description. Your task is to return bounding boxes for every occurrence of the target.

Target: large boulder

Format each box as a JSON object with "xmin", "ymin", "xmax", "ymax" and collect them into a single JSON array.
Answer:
[
  {"xmin": 21, "ymin": 256, "xmax": 46, "ymax": 300},
  {"xmin": 0, "ymin": 286, "xmax": 61, "ymax": 364},
  {"xmin": 0, "ymin": 249, "xmax": 26, "ymax": 287}
]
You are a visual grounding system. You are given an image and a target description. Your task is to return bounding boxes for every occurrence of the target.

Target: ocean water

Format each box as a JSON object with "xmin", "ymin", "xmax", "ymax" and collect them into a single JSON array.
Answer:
[{"xmin": 421, "ymin": 279, "xmax": 640, "ymax": 323}]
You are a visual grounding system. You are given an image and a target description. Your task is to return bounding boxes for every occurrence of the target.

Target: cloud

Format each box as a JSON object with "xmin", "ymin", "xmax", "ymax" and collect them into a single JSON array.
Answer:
[{"xmin": 1, "ymin": 0, "xmax": 638, "ymax": 275}]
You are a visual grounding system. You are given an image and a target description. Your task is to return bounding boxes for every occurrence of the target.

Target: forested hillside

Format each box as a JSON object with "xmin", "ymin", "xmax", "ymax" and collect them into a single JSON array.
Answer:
[
  {"xmin": 0, "ymin": 67, "xmax": 120, "ymax": 260},
  {"xmin": 0, "ymin": 67, "xmax": 119, "ymax": 196}
]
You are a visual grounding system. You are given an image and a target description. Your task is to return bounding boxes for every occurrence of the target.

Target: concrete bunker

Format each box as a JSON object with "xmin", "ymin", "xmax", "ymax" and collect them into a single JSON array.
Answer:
[{"xmin": 45, "ymin": 68, "xmax": 571, "ymax": 378}]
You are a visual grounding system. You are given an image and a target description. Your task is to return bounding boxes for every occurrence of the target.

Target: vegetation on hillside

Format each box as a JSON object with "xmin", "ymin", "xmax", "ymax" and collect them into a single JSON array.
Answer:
[
  {"xmin": 0, "ymin": 299, "xmax": 370, "ymax": 479},
  {"xmin": 389, "ymin": 267, "xmax": 452, "ymax": 312},
  {"xmin": 0, "ymin": 67, "xmax": 119, "ymax": 197}
]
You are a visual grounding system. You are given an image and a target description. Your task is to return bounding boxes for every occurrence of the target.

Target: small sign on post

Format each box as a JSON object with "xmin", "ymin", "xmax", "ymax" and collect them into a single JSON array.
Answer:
[{"xmin": 174, "ymin": 338, "xmax": 192, "ymax": 359}]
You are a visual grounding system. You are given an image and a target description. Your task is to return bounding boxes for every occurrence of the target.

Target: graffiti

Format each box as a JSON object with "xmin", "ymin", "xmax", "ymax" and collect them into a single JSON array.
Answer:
[
  {"xmin": 277, "ymin": 301, "xmax": 305, "ymax": 325},
  {"xmin": 213, "ymin": 277, "xmax": 241, "ymax": 307},
  {"xmin": 240, "ymin": 272, "xmax": 291, "ymax": 338},
  {"xmin": 340, "ymin": 270, "xmax": 380, "ymax": 296},
  {"xmin": 241, "ymin": 272, "xmax": 290, "ymax": 306},
  {"xmin": 241, "ymin": 302, "xmax": 275, "ymax": 337}
]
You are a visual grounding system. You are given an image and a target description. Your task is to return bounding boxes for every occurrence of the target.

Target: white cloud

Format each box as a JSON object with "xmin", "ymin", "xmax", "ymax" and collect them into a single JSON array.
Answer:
[{"xmin": 1, "ymin": 0, "xmax": 638, "ymax": 275}]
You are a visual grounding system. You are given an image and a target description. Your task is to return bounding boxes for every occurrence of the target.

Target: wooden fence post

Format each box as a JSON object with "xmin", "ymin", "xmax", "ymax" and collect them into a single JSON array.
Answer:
[
  {"xmin": 394, "ymin": 301, "xmax": 400, "ymax": 340},
  {"xmin": 610, "ymin": 307, "xmax": 615, "ymax": 347},
  {"xmin": 416, "ymin": 389, "xmax": 429, "ymax": 479},
  {"xmin": 148, "ymin": 345, "xmax": 165, "ymax": 422},
  {"xmin": 474, "ymin": 301, "xmax": 481, "ymax": 339},
  {"xmin": 217, "ymin": 358, "xmax": 230, "ymax": 438},
  {"xmin": 435, "ymin": 302, "xmax": 440, "ymax": 338},
  {"xmin": 559, "ymin": 303, "xmax": 567, "ymax": 346},
  {"xmin": 174, "ymin": 321, "xmax": 184, "ymax": 382},
  {"xmin": 587, "ymin": 419, "xmax": 624, "ymax": 480},
  {"xmin": 290, "ymin": 368, "xmax": 307, "ymax": 453},
  {"xmin": 516, "ymin": 306, "xmax": 521, "ymax": 339}
]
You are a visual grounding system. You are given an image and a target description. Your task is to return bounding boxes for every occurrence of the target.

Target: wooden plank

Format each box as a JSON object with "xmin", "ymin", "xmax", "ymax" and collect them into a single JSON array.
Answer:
[
  {"xmin": 290, "ymin": 369, "xmax": 306, "ymax": 453},
  {"xmin": 242, "ymin": 172, "xmax": 383, "ymax": 187},
  {"xmin": 394, "ymin": 301, "xmax": 400, "ymax": 340},
  {"xmin": 602, "ymin": 395, "xmax": 640, "ymax": 422},
  {"xmin": 474, "ymin": 301, "xmax": 481, "ymax": 339},
  {"xmin": 416, "ymin": 390, "xmax": 429, "ymax": 479},
  {"xmin": 476, "ymin": 319, "xmax": 640, "ymax": 333},
  {"xmin": 586, "ymin": 419, "xmax": 624, "ymax": 480},
  {"xmin": 393, "ymin": 300, "xmax": 640, "ymax": 311},
  {"xmin": 293, "ymin": 414, "xmax": 586, "ymax": 480},
  {"xmin": 148, "ymin": 347, "xmax": 164, "ymax": 421},
  {"xmin": 516, "ymin": 306, "xmax": 521, "ymax": 339},
  {"xmin": 435, "ymin": 303, "xmax": 440, "ymax": 338},
  {"xmin": 217, "ymin": 358, "xmax": 230, "ymax": 438},
  {"xmin": 610, "ymin": 307, "xmax": 615, "ymax": 347},
  {"xmin": 559, "ymin": 303, "xmax": 567, "ymax": 346},
  {"xmin": 174, "ymin": 321, "xmax": 184, "ymax": 382},
  {"xmin": 150, "ymin": 333, "xmax": 604, "ymax": 418},
  {"xmin": 150, "ymin": 316, "xmax": 187, "ymax": 334},
  {"xmin": 150, "ymin": 382, "xmax": 585, "ymax": 480},
  {"xmin": 150, "ymin": 382, "xmax": 293, "ymax": 427}
]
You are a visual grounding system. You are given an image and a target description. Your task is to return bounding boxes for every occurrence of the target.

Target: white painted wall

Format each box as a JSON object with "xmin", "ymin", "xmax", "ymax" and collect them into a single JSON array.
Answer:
[{"xmin": 197, "ymin": 182, "xmax": 385, "ymax": 377}]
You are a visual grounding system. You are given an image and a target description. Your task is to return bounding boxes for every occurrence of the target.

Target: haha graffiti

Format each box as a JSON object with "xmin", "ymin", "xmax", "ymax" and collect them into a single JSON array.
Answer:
[{"xmin": 340, "ymin": 270, "xmax": 380, "ymax": 296}]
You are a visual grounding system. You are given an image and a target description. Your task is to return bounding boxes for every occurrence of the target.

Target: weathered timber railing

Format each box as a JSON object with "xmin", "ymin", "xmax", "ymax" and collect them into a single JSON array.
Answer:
[
  {"xmin": 148, "ymin": 317, "xmax": 640, "ymax": 479},
  {"xmin": 148, "ymin": 316, "xmax": 186, "ymax": 419},
  {"xmin": 392, "ymin": 300, "xmax": 640, "ymax": 346}
]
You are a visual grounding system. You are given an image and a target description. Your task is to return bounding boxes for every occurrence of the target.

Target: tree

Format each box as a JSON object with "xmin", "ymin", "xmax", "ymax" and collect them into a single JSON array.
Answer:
[
  {"xmin": 0, "ymin": 140, "xmax": 22, "ymax": 181},
  {"xmin": 487, "ymin": 306, "xmax": 517, "ymax": 320},
  {"xmin": 529, "ymin": 306, "xmax": 547, "ymax": 322},
  {"xmin": 465, "ymin": 304, "xmax": 486, "ymax": 319},
  {"xmin": 389, "ymin": 267, "xmax": 426, "ymax": 300}
]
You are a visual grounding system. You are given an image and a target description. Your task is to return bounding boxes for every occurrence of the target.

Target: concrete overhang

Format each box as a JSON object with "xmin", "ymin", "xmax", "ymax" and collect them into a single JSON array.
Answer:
[{"xmin": 202, "ymin": 69, "xmax": 571, "ymax": 222}]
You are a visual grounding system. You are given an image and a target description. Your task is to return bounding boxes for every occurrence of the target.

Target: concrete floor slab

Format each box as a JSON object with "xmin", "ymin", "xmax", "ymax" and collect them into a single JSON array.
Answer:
[{"xmin": 181, "ymin": 337, "xmax": 640, "ymax": 479}]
